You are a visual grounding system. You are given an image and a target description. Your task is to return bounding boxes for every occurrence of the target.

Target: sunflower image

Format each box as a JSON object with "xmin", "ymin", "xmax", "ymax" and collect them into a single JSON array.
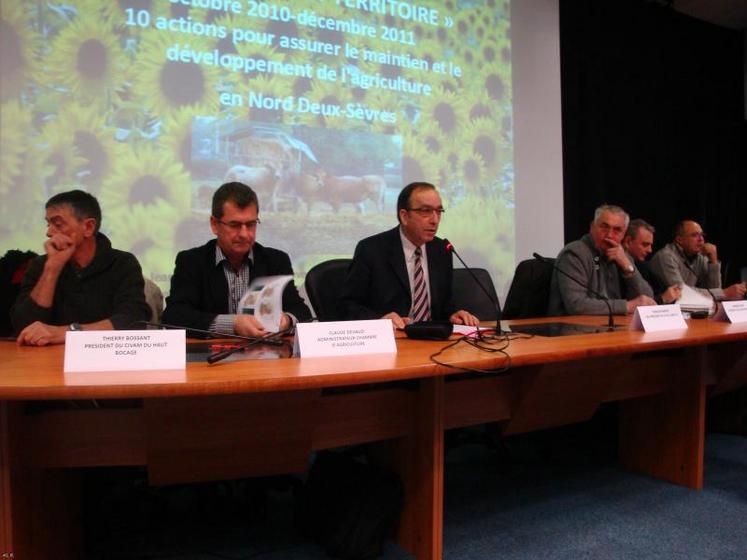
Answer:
[
  {"xmin": 295, "ymin": 79, "xmax": 353, "ymax": 129},
  {"xmin": 457, "ymin": 150, "xmax": 488, "ymax": 191},
  {"xmin": 418, "ymin": 88, "xmax": 467, "ymax": 137},
  {"xmin": 465, "ymin": 92, "xmax": 495, "ymax": 122},
  {"xmin": 463, "ymin": 117, "xmax": 508, "ymax": 178},
  {"xmin": 0, "ymin": 2, "xmax": 41, "ymax": 102},
  {"xmin": 38, "ymin": 121, "xmax": 86, "ymax": 195},
  {"xmin": 401, "ymin": 136, "xmax": 431, "ymax": 185},
  {"xmin": 366, "ymin": 88, "xmax": 401, "ymax": 135},
  {"xmin": 131, "ymin": 29, "xmax": 220, "ymax": 118},
  {"xmin": 38, "ymin": 103, "xmax": 124, "ymax": 195},
  {"xmin": 160, "ymin": 106, "xmax": 204, "ymax": 172},
  {"xmin": 480, "ymin": 63, "xmax": 512, "ymax": 103},
  {"xmin": 233, "ymin": 40, "xmax": 287, "ymax": 87},
  {"xmin": 0, "ymin": 101, "xmax": 33, "ymax": 195},
  {"xmin": 106, "ymin": 200, "xmax": 181, "ymax": 279},
  {"xmin": 42, "ymin": 14, "xmax": 126, "ymax": 106},
  {"xmin": 100, "ymin": 145, "xmax": 191, "ymax": 212},
  {"xmin": 237, "ymin": 74, "xmax": 290, "ymax": 123},
  {"xmin": 0, "ymin": 146, "xmax": 46, "ymax": 240}
]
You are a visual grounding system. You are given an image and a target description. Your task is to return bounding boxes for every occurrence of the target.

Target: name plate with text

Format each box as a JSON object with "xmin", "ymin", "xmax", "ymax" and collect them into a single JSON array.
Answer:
[
  {"xmin": 64, "ymin": 330, "xmax": 186, "ymax": 372},
  {"xmin": 295, "ymin": 319, "xmax": 397, "ymax": 358},
  {"xmin": 630, "ymin": 304, "xmax": 687, "ymax": 332},
  {"xmin": 712, "ymin": 301, "xmax": 747, "ymax": 324}
]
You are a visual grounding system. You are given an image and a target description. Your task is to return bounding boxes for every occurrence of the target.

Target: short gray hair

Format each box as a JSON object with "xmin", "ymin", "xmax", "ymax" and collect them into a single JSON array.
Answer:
[
  {"xmin": 593, "ymin": 204, "xmax": 630, "ymax": 229},
  {"xmin": 626, "ymin": 218, "xmax": 655, "ymax": 240}
]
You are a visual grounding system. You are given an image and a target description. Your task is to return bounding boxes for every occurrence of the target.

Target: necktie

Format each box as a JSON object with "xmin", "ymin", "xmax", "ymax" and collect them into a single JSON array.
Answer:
[{"xmin": 411, "ymin": 247, "xmax": 431, "ymax": 322}]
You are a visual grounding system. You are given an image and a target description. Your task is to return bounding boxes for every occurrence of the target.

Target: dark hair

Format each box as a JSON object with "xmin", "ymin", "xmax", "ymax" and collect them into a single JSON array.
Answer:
[
  {"xmin": 46, "ymin": 190, "xmax": 102, "ymax": 233},
  {"xmin": 396, "ymin": 182, "xmax": 436, "ymax": 223},
  {"xmin": 212, "ymin": 182, "xmax": 259, "ymax": 219},
  {"xmin": 625, "ymin": 218, "xmax": 655, "ymax": 240}
]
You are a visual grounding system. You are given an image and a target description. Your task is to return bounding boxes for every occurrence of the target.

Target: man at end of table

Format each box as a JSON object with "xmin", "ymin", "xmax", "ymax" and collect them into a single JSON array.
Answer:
[
  {"xmin": 649, "ymin": 220, "xmax": 746, "ymax": 302},
  {"xmin": 11, "ymin": 190, "xmax": 150, "ymax": 346}
]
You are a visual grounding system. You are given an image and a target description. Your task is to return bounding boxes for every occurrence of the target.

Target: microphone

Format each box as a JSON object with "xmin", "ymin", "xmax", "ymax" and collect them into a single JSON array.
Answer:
[
  {"xmin": 532, "ymin": 252, "xmax": 616, "ymax": 330},
  {"xmin": 444, "ymin": 239, "xmax": 502, "ymax": 335}
]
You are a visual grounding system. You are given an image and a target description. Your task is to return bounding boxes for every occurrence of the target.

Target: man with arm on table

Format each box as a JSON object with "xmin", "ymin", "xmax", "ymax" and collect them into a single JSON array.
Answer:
[
  {"xmin": 340, "ymin": 181, "xmax": 479, "ymax": 329},
  {"xmin": 649, "ymin": 220, "xmax": 745, "ymax": 302},
  {"xmin": 548, "ymin": 204, "xmax": 656, "ymax": 316},
  {"xmin": 162, "ymin": 182, "xmax": 311, "ymax": 337},
  {"xmin": 623, "ymin": 218, "xmax": 681, "ymax": 304},
  {"xmin": 11, "ymin": 190, "xmax": 150, "ymax": 346}
]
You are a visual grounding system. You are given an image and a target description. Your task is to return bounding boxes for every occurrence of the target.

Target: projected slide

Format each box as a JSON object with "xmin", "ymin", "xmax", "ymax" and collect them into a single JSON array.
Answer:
[{"xmin": 1, "ymin": 0, "xmax": 514, "ymax": 294}]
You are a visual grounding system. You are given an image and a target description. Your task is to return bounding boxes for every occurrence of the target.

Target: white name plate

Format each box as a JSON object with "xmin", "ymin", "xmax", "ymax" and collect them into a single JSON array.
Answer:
[
  {"xmin": 295, "ymin": 319, "xmax": 397, "ymax": 358},
  {"xmin": 712, "ymin": 301, "xmax": 747, "ymax": 324},
  {"xmin": 64, "ymin": 330, "xmax": 186, "ymax": 372},
  {"xmin": 630, "ymin": 304, "xmax": 687, "ymax": 332}
]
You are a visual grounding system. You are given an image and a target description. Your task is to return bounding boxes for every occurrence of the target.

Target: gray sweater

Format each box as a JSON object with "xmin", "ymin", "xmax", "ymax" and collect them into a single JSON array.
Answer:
[
  {"xmin": 548, "ymin": 234, "xmax": 653, "ymax": 316},
  {"xmin": 649, "ymin": 242, "xmax": 723, "ymax": 300}
]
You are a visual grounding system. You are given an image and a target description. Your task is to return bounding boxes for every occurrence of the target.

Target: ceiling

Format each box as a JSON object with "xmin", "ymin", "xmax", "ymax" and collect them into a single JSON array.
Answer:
[{"xmin": 672, "ymin": 0, "xmax": 747, "ymax": 30}]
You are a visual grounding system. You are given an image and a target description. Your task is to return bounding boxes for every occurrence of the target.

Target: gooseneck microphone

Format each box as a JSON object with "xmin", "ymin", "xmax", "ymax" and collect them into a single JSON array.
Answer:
[
  {"xmin": 444, "ymin": 239, "xmax": 502, "ymax": 335},
  {"xmin": 532, "ymin": 252, "xmax": 616, "ymax": 330}
]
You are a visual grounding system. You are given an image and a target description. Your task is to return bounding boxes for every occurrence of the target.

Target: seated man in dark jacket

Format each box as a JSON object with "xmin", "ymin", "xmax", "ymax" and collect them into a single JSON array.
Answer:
[
  {"xmin": 11, "ymin": 190, "xmax": 150, "ymax": 346},
  {"xmin": 163, "ymin": 182, "xmax": 311, "ymax": 337},
  {"xmin": 340, "ymin": 181, "xmax": 478, "ymax": 329}
]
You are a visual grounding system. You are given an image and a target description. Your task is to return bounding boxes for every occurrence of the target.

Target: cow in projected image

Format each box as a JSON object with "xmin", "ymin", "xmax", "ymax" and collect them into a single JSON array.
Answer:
[
  {"xmin": 223, "ymin": 163, "xmax": 282, "ymax": 210},
  {"xmin": 314, "ymin": 171, "xmax": 386, "ymax": 214}
]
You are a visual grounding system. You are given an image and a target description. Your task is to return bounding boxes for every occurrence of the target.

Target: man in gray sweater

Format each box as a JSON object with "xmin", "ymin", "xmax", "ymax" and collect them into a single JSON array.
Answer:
[
  {"xmin": 548, "ymin": 204, "xmax": 655, "ymax": 316},
  {"xmin": 649, "ymin": 220, "xmax": 746, "ymax": 302}
]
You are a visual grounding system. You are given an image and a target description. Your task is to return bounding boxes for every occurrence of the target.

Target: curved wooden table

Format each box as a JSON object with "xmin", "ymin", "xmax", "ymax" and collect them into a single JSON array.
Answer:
[{"xmin": 1, "ymin": 316, "xmax": 746, "ymax": 559}]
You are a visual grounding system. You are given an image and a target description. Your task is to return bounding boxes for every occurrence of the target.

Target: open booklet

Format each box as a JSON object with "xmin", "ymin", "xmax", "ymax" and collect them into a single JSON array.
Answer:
[{"xmin": 238, "ymin": 275, "xmax": 293, "ymax": 332}]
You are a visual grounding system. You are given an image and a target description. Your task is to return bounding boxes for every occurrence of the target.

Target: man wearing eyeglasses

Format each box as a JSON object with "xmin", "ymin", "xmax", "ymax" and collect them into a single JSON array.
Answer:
[
  {"xmin": 649, "ymin": 220, "xmax": 746, "ymax": 301},
  {"xmin": 340, "ymin": 181, "xmax": 479, "ymax": 328},
  {"xmin": 548, "ymin": 204, "xmax": 655, "ymax": 316},
  {"xmin": 163, "ymin": 182, "xmax": 311, "ymax": 337}
]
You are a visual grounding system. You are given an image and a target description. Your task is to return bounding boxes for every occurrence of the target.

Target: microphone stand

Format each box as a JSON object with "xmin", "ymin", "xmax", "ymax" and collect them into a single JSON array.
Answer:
[
  {"xmin": 444, "ymin": 239, "xmax": 503, "ymax": 336},
  {"xmin": 533, "ymin": 253, "xmax": 616, "ymax": 331}
]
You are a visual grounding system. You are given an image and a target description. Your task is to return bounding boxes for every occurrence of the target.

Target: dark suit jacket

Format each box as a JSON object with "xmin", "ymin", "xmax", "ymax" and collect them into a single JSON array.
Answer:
[
  {"xmin": 340, "ymin": 227, "xmax": 455, "ymax": 321},
  {"xmin": 162, "ymin": 239, "xmax": 311, "ymax": 333}
]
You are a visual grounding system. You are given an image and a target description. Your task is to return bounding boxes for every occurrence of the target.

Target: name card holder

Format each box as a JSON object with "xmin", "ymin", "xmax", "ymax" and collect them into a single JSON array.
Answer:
[
  {"xmin": 64, "ymin": 329, "xmax": 186, "ymax": 372},
  {"xmin": 630, "ymin": 304, "xmax": 687, "ymax": 332},
  {"xmin": 712, "ymin": 301, "xmax": 747, "ymax": 324},
  {"xmin": 295, "ymin": 319, "xmax": 397, "ymax": 358}
]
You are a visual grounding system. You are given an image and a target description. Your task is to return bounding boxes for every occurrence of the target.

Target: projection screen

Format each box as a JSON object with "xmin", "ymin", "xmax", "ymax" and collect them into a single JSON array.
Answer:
[{"xmin": 0, "ymin": 0, "xmax": 563, "ymax": 301}]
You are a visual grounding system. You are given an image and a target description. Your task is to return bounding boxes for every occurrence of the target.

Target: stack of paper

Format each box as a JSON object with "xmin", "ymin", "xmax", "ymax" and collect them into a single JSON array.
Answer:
[{"xmin": 677, "ymin": 284, "xmax": 715, "ymax": 314}]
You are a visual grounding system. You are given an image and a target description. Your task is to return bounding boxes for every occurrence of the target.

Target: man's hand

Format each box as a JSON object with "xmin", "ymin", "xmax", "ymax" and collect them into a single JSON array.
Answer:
[
  {"xmin": 382, "ymin": 312, "xmax": 410, "ymax": 329},
  {"xmin": 660, "ymin": 285, "xmax": 682, "ymax": 305},
  {"xmin": 625, "ymin": 294, "xmax": 656, "ymax": 314},
  {"xmin": 17, "ymin": 321, "xmax": 68, "ymax": 346},
  {"xmin": 723, "ymin": 282, "xmax": 747, "ymax": 301},
  {"xmin": 701, "ymin": 242, "xmax": 718, "ymax": 264},
  {"xmin": 604, "ymin": 239, "xmax": 633, "ymax": 271},
  {"xmin": 234, "ymin": 314, "xmax": 268, "ymax": 338},
  {"xmin": 450, "ymin": 309, "xmax": 479, "ymax": 326},
  {"xmin": 44, "ymin": 233, "xmax": 76, "ymax": 270},
  {"xmin": 278, "ymin": 313, "xmax": 291, "ymax": 332}
]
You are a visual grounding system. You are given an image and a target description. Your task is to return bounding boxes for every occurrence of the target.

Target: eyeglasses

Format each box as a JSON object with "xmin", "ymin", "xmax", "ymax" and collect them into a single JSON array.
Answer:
[
  {"xmin": 408, "ymin": 207, "xmax": 445, "ymax": 217},
  {"xmin": 597, "ymin": 222, "xmax": 625, "ymax": 235},
  {"xmin": 684, "ymin": 231, "xmax": 705, "ymax": 239},
  {"xmin": 215, "ymin": 218, "xmax": 261, "ymax": 231}
]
